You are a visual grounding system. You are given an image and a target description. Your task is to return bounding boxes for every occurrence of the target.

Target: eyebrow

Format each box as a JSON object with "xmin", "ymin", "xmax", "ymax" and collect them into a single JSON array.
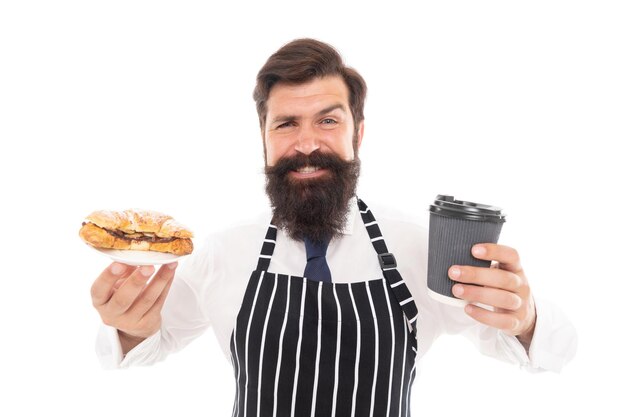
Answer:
[{"xmin": 270, "ymin": 103, "xmax": 347, "ymax": 125}]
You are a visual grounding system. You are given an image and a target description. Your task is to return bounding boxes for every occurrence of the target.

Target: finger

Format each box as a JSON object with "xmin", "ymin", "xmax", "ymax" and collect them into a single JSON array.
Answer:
[
  {"xmin": 127, "ymin": 262, "xmax": 178, "ymax": 319},
  {"xmin": 472, "ymin": 243, "xmax": 523, "ymax": 273},
  {"xmin": 148, "ymin": 266, "xmax": 176, "ymax": 314},
  {"xmin": 113, "ymin": 278, "xmax": 125, "ymax": 290},
  {"xmin": 464, "ymin": 304, "xmax": 521, "ymax": 334},
  {"xmin": 91, "ymin": 263, "xmax": 138, "ymax": 307},
  {"xmin": 452, "ymin": 283, "xmax": 522, "ymax": 311},
  {"xmin": 105, "ymin": 265, "xmax": 155, "ymax": 314},
  {"xmin": 137, "ymin": 266, "xmax": 177, "ymax": 333},
  {"xmin": 449, "ymin": 265, "xmax": 522, "ymax": 293}
]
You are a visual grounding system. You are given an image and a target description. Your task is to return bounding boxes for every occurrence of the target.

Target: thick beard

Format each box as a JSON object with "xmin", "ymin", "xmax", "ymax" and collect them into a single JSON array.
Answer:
[{"xmin": 265, "ymin": 151, "xmax": 360, "ymax": 244}]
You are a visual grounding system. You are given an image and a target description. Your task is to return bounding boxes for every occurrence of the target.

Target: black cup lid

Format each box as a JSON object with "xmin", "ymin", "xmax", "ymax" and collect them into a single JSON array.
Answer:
[{"xmin": 429, "ymin": 195, "xmax": 506, "ymax": 223}]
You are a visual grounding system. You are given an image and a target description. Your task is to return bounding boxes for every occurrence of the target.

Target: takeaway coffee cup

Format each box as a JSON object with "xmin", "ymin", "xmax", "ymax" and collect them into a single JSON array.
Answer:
[{"xmin": 427, "ymin": 195, "xmax": 506, "ymax": 307}]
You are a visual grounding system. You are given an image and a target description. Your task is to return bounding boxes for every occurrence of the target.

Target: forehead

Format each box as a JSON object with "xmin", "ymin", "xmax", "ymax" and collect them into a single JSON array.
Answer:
[{"xmin": 266, "ymin": 76, "xmax": 350, "ymax": 115}]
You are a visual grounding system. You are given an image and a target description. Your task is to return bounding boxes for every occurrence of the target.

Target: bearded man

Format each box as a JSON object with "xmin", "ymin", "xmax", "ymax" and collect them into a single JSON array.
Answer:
[{"xmin": 91, "ymin": 38, "xmax": 576, "ymax": 416}]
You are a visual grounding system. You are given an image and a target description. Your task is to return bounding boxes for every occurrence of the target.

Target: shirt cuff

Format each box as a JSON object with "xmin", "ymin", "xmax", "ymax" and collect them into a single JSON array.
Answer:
[
  {"xmin": 525, "ymin": 296, "xmax": 577, "ymax": 373},
  {"xmin": 120, "ymin": 330, "xmax": 162, "ymax": 368},
  {"xmin": 95, "ymin": 324, "xmax": 163, "ymax": 370},
  {"xmin": 497, "ymin": 331, "xmax": 531, "ymax": 369},
  {"xmin": 95, "ymin": 324, "xmax": 124, "ymax": 370},
  {"xmin": 498, "ymin": 296, "xmax": 577, "ymax": 373}
]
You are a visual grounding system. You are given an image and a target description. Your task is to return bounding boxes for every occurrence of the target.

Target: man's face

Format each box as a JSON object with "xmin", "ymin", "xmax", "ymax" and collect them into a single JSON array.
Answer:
[
  {"xmin": 263, "ymin": 75, "xmax": 364, "ymax": 172},
  {"xmin": 262, "ymin": 75, "xmax": 364, "ymax": 243}
]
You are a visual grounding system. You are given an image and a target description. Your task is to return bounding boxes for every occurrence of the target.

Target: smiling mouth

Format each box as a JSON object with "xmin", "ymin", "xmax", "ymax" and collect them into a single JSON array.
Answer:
[
  {"xmin": 289, "ymin": 165, "xmax": 329, "ymax": 179},
  {"xmin": 295, "ymin": 165, "xmax": 321, "ymax": 174}
]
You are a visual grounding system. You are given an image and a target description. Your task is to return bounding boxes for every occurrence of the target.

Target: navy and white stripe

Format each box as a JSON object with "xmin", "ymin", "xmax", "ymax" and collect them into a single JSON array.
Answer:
[
  {"xmin": 230, "ymin": 275, "xmax": 417, "ymax": 417},
  {"xmin": 255, "ymin": 225, "xmax": 277, "ymax": 272}
]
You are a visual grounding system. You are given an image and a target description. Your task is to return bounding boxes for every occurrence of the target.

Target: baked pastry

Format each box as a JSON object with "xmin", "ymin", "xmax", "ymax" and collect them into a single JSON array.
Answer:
[{"xmin": 79, "ymin": 209, "xmax": 193, "ymax": 255}]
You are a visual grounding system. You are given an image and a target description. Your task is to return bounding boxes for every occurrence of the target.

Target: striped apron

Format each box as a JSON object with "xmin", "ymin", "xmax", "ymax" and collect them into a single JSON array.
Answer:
[{"xmin": 229, "ymin": 199, "xmax": 419, "ymax": 417}]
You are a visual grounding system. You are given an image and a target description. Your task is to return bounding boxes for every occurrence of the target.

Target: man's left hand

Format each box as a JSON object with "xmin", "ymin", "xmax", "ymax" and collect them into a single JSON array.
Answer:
[{"xmin": 448, "ymin": 243, "xmax": 536, "ymax": 349}]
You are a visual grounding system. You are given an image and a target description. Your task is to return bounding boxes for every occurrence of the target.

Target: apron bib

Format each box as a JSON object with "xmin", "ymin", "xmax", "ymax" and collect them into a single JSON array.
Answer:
[{"xmin": 229, "ymin": 199, "xmax": 419, "ymax": 417}]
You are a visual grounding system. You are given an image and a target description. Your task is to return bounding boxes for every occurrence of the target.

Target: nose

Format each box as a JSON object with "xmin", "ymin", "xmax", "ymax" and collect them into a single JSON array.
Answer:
[{"xmin": 294, "ymin": 124, "xmax": 320, "ymax": 155}]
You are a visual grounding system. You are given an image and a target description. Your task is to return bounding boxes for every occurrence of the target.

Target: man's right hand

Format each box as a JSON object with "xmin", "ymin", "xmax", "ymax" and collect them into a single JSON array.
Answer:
[{"xmin": 91, "ymin": 262, "xmax": 178, "ymax": 355}]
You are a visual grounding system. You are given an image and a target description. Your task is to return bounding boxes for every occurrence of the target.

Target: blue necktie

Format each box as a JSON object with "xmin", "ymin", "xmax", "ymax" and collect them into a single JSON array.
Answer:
[{"xmin": 303, "ymin": 237, "xmax": 332, "ymax": 283}]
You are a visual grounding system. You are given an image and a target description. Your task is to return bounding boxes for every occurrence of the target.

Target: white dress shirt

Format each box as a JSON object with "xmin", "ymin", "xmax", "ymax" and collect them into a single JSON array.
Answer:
[{"xmin": 96, "ymin": 198, "xmax": 577, "ymax": 373}]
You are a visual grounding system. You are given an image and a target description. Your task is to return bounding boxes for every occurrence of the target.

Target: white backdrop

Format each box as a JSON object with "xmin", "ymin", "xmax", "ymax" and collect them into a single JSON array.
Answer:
[{"xmin": 1, "ymin": 1, "xmax": 624, "ymax": 416}]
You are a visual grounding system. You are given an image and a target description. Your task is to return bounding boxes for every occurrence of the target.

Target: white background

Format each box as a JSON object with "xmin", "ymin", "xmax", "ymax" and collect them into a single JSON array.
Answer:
[{"xmin": 1, "ymin": 1, "xmax": 624, "ymax": 415}]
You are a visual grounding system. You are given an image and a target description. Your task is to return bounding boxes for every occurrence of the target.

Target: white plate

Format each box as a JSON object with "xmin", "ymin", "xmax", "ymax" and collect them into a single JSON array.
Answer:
[{"xmin": 88, "ymin": 245, "xmax": 187, "ymax": 266}]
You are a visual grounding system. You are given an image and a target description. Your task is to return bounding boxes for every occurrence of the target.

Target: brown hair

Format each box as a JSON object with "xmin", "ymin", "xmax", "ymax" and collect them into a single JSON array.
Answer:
[{"xmin": 253, "ymin": 38, "xmax": 367, "ymax": 135}]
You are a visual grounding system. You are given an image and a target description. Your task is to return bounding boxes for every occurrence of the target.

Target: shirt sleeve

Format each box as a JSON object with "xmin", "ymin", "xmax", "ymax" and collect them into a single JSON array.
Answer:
[
  {"xmin": 94, "ymin": 237, "xmax": 216, "ymax": 369},
  {"xmin": 439, "ymin": 296, "xmax": 577, "ymax": 373}
]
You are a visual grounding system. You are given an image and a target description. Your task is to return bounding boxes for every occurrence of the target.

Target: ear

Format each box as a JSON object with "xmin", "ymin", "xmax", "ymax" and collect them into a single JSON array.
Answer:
[{"xmin": 356, "ymin": 120, "xmax": 365, "ymax": 150}]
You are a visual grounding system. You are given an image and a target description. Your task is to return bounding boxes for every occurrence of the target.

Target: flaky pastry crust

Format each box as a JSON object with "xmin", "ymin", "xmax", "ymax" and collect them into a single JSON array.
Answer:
[
  {"xmin": 79, "ymin": 209, "xmax": 194, "ymax": 255},
  {"xmin": 84, "ymin": 209, "xmax": 193, "ymax": 238}
]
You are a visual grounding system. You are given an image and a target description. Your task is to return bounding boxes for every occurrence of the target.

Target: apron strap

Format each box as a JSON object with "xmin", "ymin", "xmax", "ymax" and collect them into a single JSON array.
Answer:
[
  {"xmin": 358, "ymin": 198, "xmax": 419, "ymax": 333},
  {"xmin": 255, "ymin": 222, "xmax": 277, "ymax": 272}
]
